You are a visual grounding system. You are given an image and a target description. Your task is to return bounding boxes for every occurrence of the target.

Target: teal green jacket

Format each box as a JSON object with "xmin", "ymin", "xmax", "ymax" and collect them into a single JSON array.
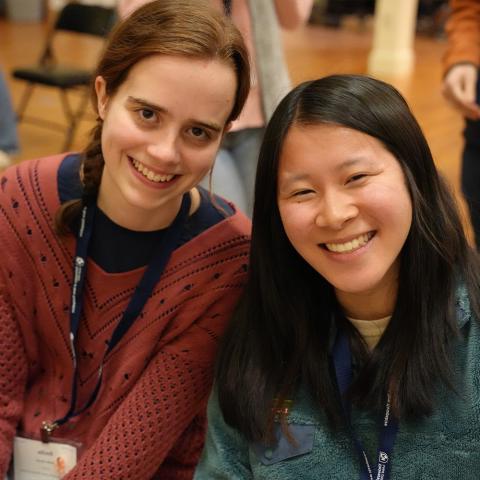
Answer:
[{"xmin": 194, "ymin": 287, "xmax": 480, "ymax": 479}]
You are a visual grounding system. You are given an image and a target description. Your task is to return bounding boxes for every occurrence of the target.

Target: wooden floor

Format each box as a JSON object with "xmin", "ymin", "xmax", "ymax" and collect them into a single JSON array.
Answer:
[{"xmin": 0, "ymin": 14, "xmax": 470, "ymax": 234}]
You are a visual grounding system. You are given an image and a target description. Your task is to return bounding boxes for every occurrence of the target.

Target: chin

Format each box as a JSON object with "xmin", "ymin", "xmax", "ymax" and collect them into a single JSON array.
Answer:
[{"xmin": 329, "ymin": 275, "xmax": 385, "ymax": 296}]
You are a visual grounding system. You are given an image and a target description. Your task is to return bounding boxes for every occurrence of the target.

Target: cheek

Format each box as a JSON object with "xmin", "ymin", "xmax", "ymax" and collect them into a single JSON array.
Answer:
[
  {"xmin": 101, "ymin": 115, "xmax": 145, "ymax": 155},
  {"xmin": 363, "ymin": 182, "xmax": 412, "ymax": 230},
  {"xmin": 279, "ymin": 203, "xmax": 312, "ymax": 248}
]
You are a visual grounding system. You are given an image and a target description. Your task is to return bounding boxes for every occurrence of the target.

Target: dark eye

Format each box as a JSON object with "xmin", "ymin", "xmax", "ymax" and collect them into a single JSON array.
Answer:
[
  {"xmin": 347, "ymin": 173, "xmax": 367, "ymax": 184},
  {"xmin": 293, "ymin": 189, "xmax": 314, "ymax": 197},
  {"xmin": 139, "ymin": 108, "xmax": 156, "ymax": 122},
  {"xmin": 189, "ymin": 126, "xmax": 210, "ymax": 140}
]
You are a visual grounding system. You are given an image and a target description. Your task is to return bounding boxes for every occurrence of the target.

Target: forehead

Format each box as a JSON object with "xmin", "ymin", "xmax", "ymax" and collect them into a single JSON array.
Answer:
[
  {"xmin": 115, "ymin": 54, "xmax": 237, "ymax": 121},
  {"xmin": 278, "ymin": 123, "xmax": 396, "ymax": 178}
]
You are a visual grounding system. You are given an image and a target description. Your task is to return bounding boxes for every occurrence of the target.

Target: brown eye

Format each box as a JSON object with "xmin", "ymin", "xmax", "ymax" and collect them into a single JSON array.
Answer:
[
  {"xmin": 347, "ymin": 173, "xmax": 367, "ymax": 184},
  {"xmin": 188, "ymin": 126, "xmax": 211, "ymax": 141},
  {"xmin": 191, "ymin": 127, "xmax": 206, "ymax": 138},
  {"xmin": 293, "ymin": 189, "xmax": 314, "ymax": 197},
  {"xmin": 139, "ymin": 108, "xmax": 156, "ymax": 121}
]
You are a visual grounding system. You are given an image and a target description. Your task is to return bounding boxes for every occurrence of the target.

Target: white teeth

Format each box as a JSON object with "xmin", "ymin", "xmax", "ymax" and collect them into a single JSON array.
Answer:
[
  {"xmin": 325, "ymin": 233, "xmax": 372, "ymax": 253},
  {"xmin": 131, "ymin": 159, "xmax": 174, "ymax": 183}
]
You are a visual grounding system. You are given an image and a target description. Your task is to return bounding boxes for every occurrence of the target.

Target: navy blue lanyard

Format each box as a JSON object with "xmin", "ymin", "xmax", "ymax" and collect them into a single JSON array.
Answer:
[
  {"xmin": 332, "ymin": 330, "xmax": 399, "ymax": 480},
  {"xmin": 41, "ymin": 193, "xmax": 191, "ymax": 440}
]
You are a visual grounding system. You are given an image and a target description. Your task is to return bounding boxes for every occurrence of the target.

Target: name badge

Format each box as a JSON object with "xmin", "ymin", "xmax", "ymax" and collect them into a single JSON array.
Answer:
[{"xmin": 13, "ymin": 436, "xmax": 77, "ymax": 479}]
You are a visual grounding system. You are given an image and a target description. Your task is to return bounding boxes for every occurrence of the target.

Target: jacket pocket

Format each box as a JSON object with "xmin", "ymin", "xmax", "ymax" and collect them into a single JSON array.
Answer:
[{"xmin": 252, "ymin": 424, "xmax": 315, "ymax": 466}]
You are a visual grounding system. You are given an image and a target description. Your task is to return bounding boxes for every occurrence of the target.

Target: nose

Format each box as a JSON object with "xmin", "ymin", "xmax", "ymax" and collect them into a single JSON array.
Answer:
[
  {"xmin": 314, "ymin": 190, "xmax": 358, "ymax": 230},
  {"xmin": 145, "ymin": 128, "xmax": 179, "ymax": 167}
]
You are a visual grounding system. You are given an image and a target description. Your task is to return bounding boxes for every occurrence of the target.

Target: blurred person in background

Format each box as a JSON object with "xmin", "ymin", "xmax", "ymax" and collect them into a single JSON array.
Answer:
[
  {"xmin": 0, "ymin": 70, "xmax": 19, "ymax": 169},
  {"xmin": 118, "ymin": 0, "xmax": 314, "ymax": 216},
  {"xmin": 442, "ymin": 0, "xmax": 480, "ymax": 248}
]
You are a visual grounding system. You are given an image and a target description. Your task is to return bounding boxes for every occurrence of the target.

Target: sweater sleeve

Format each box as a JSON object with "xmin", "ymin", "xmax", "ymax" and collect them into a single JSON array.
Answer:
[
  {"xmin": 0, "ymin": 275, "xmax": 28, "ymax": 477},
  {"xmin": 194, "ymin": 389, "xmax": 253, "ymax": 480},
  {"xmin": 152, "ymin": 411, "xmax": 207, "ymax": 479},
  {"xmin": 273, "ymin": 0, "xmax": 314, "ymax": 30},
  {"xmin": 63, "ymin": 292, "xmax": 242, "ymax": 480},
  {"xmin": 443, "ymin": 0, "xmax": 480, "ymax": 73}
]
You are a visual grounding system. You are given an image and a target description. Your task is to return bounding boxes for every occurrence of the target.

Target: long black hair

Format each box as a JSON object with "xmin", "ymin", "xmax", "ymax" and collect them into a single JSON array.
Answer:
[{"xmin": 215, "ymin": 74, "xmax": 480, "ymax": 441}]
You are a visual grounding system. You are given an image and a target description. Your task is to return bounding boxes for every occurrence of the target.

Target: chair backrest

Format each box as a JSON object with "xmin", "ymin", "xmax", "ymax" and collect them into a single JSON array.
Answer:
[{"xmin": 54, "ymin": 3, "xmax": 117, "ymax": 38}]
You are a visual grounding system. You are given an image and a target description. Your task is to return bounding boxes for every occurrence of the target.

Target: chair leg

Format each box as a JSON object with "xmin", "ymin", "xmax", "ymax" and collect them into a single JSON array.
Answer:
[
  {"xmin": 59, "ymin": 87, "xmax": 90, "ymax": 151},
  {"xmin": 16, "ymin": 83, "xmax": 35, "ymax": 121}
]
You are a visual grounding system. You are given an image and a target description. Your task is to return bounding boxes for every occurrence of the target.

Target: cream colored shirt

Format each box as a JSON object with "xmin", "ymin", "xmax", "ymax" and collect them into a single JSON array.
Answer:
[{"xmin": 348, "ymin": 315, "xmax": 391, "ymax": 351}]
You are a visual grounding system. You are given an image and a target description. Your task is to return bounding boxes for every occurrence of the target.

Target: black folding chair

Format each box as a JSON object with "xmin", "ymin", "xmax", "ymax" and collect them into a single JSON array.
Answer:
[{"xmin": 12, "ymin": 3, "xmax": 117, "ymax": 151}]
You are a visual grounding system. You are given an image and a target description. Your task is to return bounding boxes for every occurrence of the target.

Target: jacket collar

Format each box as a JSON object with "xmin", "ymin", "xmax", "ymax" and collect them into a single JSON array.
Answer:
[{"xmin": 456, "ymin": 283, "xmax": 472, "ymax": 328}]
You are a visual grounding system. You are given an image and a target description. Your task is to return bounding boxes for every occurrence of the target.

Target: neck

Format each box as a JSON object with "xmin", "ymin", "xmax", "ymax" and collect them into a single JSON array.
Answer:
[
  {"xmin": 336, "ymin": 281, "xmax": 397, "ymax": 321},
  {"xmin": 97, "ymin": 179, "xmax": 199, "ymax": 232}
]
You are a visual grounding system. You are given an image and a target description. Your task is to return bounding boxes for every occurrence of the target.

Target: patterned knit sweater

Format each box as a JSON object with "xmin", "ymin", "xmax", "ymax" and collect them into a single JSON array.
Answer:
[{"xmin": 0, "ymin": 154, "xmax": 251, "ymax": 479}]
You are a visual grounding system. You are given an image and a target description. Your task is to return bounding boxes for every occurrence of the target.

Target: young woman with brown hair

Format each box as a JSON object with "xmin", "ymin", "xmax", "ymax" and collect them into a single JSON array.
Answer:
[{"xmin": 0, "ymin": 1, "xmax": 250, "ymax": 478}]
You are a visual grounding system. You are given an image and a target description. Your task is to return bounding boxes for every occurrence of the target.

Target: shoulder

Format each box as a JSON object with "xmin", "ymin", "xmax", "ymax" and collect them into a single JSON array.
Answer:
[
  {"xmin": 185, "ymin": 189, "xmax": 251, "ymax": 255},
  {"xmin": 169, "ymin": 208, "xmax": 250, "ymax": 287},
  {"xmin": 188, "ymin": 208, "xmax": 251, "ymax": 263},
  {"xmin": 0, "ymin": 153, "xmax": 67, "ymax": 207},
  {"xmin": 0, "ymin": 155, "xmax": 74, "ymax": 294},
  {"xmin": 0, "ymin": 153, "xmax": 70, "ymax": 249}
]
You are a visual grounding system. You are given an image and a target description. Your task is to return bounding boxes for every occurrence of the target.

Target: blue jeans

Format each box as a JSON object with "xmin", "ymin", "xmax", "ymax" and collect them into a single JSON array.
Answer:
[
  {"xmin": 201, "ymin": 127, "xmax": 264, "ymax": 217},
  {"xmin": 0, "ymin": 71, "xmax": 19, "ymax": 153},
  {"xmin": 462, "ymin": 77, "xmax": 480, "ymax": 248}
]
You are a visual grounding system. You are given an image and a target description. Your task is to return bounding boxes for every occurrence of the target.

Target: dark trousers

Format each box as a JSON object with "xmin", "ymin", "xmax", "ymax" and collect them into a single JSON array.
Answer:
[{"xmin": 462, "ymin": 78, "xmax": 480, "ymax": 248}]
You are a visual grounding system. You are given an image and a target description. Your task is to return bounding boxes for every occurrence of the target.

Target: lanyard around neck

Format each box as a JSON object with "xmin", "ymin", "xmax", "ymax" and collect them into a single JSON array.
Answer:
[
  {"xmin": 41, "ymin": 193, "xmax": 191, "ymax": 441},
  {"xmin": 332, "ymin": 330, "xmax": 399, "ymax": 480}
]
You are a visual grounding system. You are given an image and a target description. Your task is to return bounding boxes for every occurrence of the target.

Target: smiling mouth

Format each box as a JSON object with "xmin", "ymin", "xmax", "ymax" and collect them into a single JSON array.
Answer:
[
  {"xmin": 130, "ymin": 157, "xmax": 176, "ymax": 183},
  {"xmin": 322, "ymin": 232, "xmax": 375, "ymax": 253}
]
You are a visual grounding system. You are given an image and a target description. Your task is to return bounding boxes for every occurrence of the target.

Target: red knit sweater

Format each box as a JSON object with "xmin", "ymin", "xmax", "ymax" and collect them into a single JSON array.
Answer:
[{"xmin": 0, "ymin": 155, "xmax": 251, "ymax": 479}]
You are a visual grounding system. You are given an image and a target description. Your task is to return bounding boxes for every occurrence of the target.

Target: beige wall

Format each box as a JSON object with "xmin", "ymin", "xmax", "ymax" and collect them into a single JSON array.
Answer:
[{"xmin": 49, "ymin": 0, "xmax": 117, "ymax": 10}]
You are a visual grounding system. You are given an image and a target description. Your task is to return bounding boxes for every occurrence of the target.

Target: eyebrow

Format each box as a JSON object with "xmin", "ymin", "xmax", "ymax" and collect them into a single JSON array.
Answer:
[
  {"xmin": 126, "ymin": 96, "xmax": 223, "ymax": 132},
  {"xmin": 335, "ymin": 157, "xmax": 376, "ymax": 171}
]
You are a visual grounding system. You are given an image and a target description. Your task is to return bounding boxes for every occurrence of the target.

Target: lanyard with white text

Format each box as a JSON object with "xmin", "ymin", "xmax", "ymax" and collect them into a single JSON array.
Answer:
[
  {"xmin": 332, "ymin": 331, "xmax": 399, "ymax": 480},
  {"xmin": 41, "ymin": 193, "xmax": 191, "ymax": 441}
]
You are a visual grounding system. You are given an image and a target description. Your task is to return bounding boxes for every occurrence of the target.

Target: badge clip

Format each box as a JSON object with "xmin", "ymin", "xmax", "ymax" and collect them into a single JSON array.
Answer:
[
  {"xmin": 40, "ymin": 421, "xmax": 58, "ymax": 443},
  {"xmin": 272, "ymin": 398, "xmax": 293, "ymax": 421}
]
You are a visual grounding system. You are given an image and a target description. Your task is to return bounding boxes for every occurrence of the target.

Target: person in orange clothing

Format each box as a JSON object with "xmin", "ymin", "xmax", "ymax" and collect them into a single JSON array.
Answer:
[
  {"xmin": 0, "ymin": 1, "xmax": 251, "ymax": 478},
  {"xmin": 442, "ymin": 0, "xmax": 480, "ymax": 248}
]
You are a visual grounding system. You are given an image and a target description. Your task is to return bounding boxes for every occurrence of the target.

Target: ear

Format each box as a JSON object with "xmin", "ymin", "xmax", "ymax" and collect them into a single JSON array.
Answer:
[{"xmin": 94, "ymin": 76, "xmax": 109, "ymax": 120}]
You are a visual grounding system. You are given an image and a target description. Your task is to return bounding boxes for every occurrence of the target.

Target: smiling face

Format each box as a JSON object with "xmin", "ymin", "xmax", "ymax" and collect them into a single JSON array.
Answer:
[
  {"xmin": 95, "ymin": 54, "xmax": 237, "ymax": 231},
  {"xmin": 277, "ymin": 123, "xmax": 413, "ymax": 319}
]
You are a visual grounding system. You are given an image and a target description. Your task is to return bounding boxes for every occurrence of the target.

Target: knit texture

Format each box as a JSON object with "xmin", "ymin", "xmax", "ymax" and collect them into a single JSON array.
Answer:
[
  {"xmin": 195, "ymin": 286, "xmax": 480, "ymax": 479},
  {"xmin": 0, "ymin": 154, "xmax": 251, "ymax": 479}
]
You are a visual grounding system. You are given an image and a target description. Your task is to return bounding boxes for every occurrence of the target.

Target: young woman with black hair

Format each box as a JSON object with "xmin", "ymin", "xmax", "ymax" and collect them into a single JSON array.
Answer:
[{"xmin": 195, "ymin": 74, "xmax": 480, "ymax": 479}]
